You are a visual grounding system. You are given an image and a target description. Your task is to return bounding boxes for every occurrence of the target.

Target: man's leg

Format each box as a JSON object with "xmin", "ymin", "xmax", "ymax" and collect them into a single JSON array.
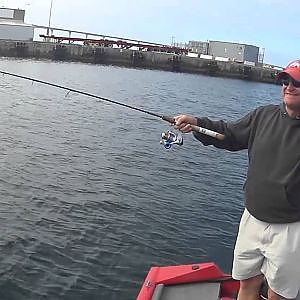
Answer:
[
  {"xmin": 268, "ymin": 288, "xmax": 293, "ymax": 300},
  {"xmin": 261, "ymin": 221, "xmax": 300, "ymax": 300},
  {"xmin": 233, "ymin": 210, "xmax": 266, "ymax": 299},
  {"xmin": 237, "ymin": 274, "xmax": 264, "ymax": 300}
]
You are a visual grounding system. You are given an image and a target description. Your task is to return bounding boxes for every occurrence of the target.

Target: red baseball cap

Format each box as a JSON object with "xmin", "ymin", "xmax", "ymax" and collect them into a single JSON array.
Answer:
[{"xmin": 277, "ymin": 60, "xmax": 300, "ymax": 81}]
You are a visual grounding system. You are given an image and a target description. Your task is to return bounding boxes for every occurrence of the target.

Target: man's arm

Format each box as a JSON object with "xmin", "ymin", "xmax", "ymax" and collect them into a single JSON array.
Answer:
[{"xmin": 174, "ymin": 111, "xmax": 255, "ymax": 151}]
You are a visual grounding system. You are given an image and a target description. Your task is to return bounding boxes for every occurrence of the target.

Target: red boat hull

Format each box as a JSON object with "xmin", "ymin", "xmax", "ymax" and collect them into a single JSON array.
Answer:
[{"xmin": 137, "ymin": 262, "xmax": 240, "ymax": 300}]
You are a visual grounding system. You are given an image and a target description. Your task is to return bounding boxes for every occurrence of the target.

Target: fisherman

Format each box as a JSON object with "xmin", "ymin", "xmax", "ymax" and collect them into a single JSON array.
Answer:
[{"xmin": 173, "ymin": 60, "xmax": 300, "ymax": 300}]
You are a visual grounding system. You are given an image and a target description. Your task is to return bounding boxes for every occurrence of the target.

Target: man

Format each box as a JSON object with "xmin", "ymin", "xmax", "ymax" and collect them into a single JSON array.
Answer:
[{"xmin": 173, "ymin": 60, "xmax": 300, "ymax": 300}]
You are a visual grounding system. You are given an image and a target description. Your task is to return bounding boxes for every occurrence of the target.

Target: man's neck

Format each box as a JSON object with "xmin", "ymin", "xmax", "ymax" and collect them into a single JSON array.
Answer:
[{"xmin": 285, "ymin": 106, "xmax": 300, "ymax": 119}]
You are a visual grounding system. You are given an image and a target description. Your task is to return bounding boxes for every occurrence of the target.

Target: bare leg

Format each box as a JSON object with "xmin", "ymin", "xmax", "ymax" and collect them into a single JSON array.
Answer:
[
  {"xmin": 268, "ymin": 288, "xmax": 292, "ymax": 300},
  {"xmin": 237, "ymin": 274, "xmax": 264, "ymax": 300}
]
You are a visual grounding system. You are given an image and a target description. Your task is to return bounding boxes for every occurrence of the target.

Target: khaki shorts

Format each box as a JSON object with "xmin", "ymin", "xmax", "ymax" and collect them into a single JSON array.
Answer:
[{"xmin": 232, "ymin": 209, "xmax": 300, "ymax": 299}]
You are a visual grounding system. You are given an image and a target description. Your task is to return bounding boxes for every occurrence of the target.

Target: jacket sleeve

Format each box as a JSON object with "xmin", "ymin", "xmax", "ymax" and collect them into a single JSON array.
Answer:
[{"xmin": 193, "ymin": 110, "xmax": 255, "ymax": 151}]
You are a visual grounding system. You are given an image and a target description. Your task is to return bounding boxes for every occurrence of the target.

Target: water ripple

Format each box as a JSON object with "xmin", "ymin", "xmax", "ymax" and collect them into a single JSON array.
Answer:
[{"xmin": 0, "ymin": 58, "xmax": 281, "ymax": 300}]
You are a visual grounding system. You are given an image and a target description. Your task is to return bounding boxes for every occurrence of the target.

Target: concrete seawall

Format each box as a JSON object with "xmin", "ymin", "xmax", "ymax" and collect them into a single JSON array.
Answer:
[{"xmin": 0, "ymin": 40, "xmax": 279, "ymax": 84}]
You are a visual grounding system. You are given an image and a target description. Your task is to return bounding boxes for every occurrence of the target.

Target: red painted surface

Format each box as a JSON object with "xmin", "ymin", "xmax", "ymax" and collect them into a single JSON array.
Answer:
[
  {"xmin": 39, "ymin": 35, "xmax": 190, "ymax": 54},
  {"xmin": 136, "ymin": 262, "xmax": 240, "ymax": 300}
]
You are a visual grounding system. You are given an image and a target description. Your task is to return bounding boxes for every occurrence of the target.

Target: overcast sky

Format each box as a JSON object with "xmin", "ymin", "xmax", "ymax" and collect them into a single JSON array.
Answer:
[{"xmin": 1, "ymin": 0, "xmax": 298, "ymax": 67}]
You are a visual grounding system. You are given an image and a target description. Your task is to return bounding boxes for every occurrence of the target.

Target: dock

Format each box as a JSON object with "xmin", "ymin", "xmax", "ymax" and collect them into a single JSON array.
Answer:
[{"xmin": 0, "ymin": 37, "xmax": 280, "ymax": 84}]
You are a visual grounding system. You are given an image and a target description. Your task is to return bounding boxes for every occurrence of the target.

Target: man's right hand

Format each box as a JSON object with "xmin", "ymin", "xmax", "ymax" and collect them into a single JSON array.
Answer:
[{"xmin": 173, "ymin": 115, "xmax": 198, "ymax": 133}]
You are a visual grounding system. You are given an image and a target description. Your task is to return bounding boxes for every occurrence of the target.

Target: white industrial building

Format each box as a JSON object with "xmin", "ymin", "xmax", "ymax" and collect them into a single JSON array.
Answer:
[
  {"xmin": 208, "ymin": 41, "xmax": 259, "ymax": 65},
  {"xmin": 186, "ymin": 40, "xmax": 262, "ymax": 65},
  {"xmin": 0, "ymin": 7, "xmax": 34, "ymax": 41}
]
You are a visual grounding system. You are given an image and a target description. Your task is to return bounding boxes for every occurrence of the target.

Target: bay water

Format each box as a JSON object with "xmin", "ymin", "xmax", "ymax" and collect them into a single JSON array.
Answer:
[{"xmin": 0, "ymin": 58, "xmax": 281, "ymax": 300}]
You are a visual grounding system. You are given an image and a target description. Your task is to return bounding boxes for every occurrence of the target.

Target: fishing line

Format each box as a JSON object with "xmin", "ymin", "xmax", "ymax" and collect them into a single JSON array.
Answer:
[{"xmin": 0, "ymin": 69, "xmax": 225, "ymax": 144}]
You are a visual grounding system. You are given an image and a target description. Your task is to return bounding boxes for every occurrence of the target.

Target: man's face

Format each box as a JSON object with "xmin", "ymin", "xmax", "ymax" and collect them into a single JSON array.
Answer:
[{"xmin": 281, "ymin": 76, "xmax": 300, "ymax": 111}]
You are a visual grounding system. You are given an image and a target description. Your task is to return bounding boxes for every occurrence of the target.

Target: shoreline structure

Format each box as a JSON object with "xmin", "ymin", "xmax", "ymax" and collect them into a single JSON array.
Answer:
[
  {"xmin": 0, "ymin": 39, "xmax": 280, "ymax": 84},
  {"xmin": 0, "ymin": 7, "xmax": 281, "ymax": 84}
]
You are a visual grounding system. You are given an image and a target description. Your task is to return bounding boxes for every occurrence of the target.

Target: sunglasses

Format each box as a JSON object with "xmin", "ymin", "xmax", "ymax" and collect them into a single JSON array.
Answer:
[{"xmin": 281, "ymin": 77, "xmax": 300, "ymax": 88}]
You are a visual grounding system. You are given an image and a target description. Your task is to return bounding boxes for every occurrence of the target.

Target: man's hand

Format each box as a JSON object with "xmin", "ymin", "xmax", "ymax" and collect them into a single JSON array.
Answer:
[{"xmin": 173, "ymin": 115, "xmax": 197, "ymax": 133}]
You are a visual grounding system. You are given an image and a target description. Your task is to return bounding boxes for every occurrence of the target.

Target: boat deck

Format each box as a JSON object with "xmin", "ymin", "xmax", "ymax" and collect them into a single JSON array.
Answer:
[{"xmin": 151, "ymin": 282, "xmax": 221, "ymax": 300}]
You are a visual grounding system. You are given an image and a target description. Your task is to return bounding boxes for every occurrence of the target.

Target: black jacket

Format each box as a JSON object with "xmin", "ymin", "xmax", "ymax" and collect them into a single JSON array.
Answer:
[{"xmin": 193, "ymin": 104, "xmax": 300, "ymax": 223}]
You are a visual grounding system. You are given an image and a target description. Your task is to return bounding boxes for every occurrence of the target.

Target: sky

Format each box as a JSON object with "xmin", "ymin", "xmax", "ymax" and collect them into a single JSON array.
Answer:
[{"xmin": 1, "ymin": 0, "xmax": 299, "ymax": 67}]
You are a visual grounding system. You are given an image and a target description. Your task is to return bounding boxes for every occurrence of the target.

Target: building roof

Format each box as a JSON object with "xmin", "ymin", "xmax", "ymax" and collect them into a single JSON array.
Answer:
[
  {"xmin": 209, "ymin": 40, "xmax": 258, "ymax": 48},
  {"xmin": 0, "ymin": 20, "xmax": 32, "ymax": 27}
]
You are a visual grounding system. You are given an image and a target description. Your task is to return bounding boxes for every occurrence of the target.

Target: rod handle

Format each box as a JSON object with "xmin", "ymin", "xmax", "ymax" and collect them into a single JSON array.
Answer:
[
  {"xmin": 190, "ymin": 125, "xmax": 225, "ymax": 141},
  {"xmin": 161, "ymin": 115, "xmax": 225, "ymax": 141}
]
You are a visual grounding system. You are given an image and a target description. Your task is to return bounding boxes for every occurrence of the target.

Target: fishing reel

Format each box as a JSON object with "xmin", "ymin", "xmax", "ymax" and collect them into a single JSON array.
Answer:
[{"xmin": 160, "ymin": 130, "xmax": 183, "ymax": 149}]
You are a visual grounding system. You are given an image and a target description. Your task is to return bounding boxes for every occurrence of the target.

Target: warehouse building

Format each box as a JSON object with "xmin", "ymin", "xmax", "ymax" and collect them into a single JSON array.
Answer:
[
  {"xmin": 186, "ymin": 40, "xmax": 260, "ymax": 65},
  {"xmin": 209, "ymin": 40, "xmax": 259, "ymax": 65},
  {"xmin": 186, "ymin": 41, "xmax": 209, "ymax": 55},
  {"xmin": 0, "ymin": 7, "xmax": 34, "ymax": 41}
]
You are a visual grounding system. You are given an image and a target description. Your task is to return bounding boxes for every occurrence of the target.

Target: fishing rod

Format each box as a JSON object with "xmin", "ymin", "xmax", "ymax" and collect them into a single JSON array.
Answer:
[{"xmin": 0, "ymin": 70, "xmax": 225, "ymax": 148}]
